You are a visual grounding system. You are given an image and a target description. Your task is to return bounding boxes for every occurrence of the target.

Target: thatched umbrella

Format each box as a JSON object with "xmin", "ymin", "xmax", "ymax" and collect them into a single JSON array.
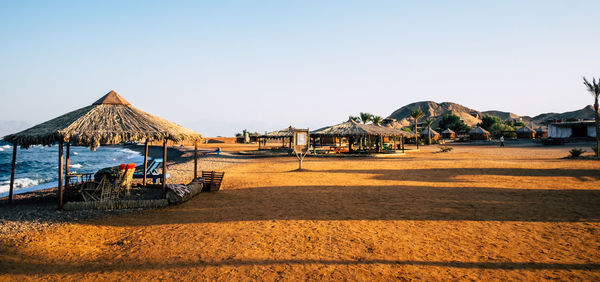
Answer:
[
  {"xmin": 3, "ymin": 90, "xmax": 202, "ymax": 209},
  {"xmin": 469, "ymin": 126, "xmax": 491, "ymax": 140},
  {"xmin": 375, "ymin": 124, "xmax": 416, "ymax": 153}
]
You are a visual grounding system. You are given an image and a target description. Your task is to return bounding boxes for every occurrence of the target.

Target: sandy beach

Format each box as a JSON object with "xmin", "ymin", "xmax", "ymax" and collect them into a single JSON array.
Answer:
[{"xmin": 1, "ymin": 143, "xmax": 599, "ymax": 280}]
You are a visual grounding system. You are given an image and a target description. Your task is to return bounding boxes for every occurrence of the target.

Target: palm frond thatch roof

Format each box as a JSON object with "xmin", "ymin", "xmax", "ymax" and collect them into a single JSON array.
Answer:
[
  {"xmin": 3, "ymin": 90, "xmax": 202, "ymax": 150},
  {"xmin": 379, "ymin": 124, "xmax": 415, "ymax": 138},
  {"xmin": 441, "ymin": 128, "xmax": 455, "ymax": 134},
  {"xmin": 469, "ymin": 126, "xmax": 490, "ymax": 135},
  {"xmin": 311, "ymin": 119, "xmax": 379, "ymax": 137},
  {"xmin": 312, "ymin": 119, "xmax": 405, "ymax": 137},
  {"xmin": 261, "ymin": 126, "xmax": 296, "ymax": 138}
]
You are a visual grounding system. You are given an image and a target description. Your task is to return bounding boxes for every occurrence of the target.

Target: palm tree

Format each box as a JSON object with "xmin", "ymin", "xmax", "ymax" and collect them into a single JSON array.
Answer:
[
  {"xmin": 410, "ymin": 109, "xmax": 424, "ymax": 149},
  {"xmin": 584, "ymin": 77, "xmax": 600, "ymax": 157},
  {"xmin": 359, "ymin": 112, "xmax": 373, "ymax": 124},
  {"xmin": 348, "ymin": 115, "xmax": 360, "ymax": 122},
  {"xmin": 425, "ymin": 118, "xmax": 434, "ymax": 145},
  {"xmin": 372, "ymin": 115, "xmax": 383, "ymax": 125},
  {"xmin": 358, "ymin": 112, "xmax": 373, "ymax": 149}
]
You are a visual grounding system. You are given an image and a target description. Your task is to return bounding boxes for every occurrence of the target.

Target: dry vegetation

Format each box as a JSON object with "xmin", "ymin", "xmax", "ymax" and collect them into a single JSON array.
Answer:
[{"xmin": 1, "ymin": 144, "xmax": 599, "ymax": 280}]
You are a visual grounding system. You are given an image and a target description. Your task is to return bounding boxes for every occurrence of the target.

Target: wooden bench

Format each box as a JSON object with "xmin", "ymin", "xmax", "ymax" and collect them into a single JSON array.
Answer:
[{"xmin": 201, "ymin": 171, "xmax": 225, "ymax": 192}]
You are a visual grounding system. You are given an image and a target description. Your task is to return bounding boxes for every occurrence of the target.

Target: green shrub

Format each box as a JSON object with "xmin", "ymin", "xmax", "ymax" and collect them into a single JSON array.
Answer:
[{"xmin": 569, "ymin": 148, "xmax": 585, "ymax": 157}]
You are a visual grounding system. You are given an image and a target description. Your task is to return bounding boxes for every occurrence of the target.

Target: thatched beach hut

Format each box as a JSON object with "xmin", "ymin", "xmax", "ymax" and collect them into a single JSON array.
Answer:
[
  {"xmin": 441, "ymin": 128, "xmax": 456, "ymax": 139},
  {"xmin": 469, "ymin": 126, "xmax": 490, "ymax": 141},
  {"xmin": 3, "ymin": 90, "xmax": 202, "ymax": 209},
  {"xmin": 516, "ymin": 126, "xmax": 536, "ymax": 139}
]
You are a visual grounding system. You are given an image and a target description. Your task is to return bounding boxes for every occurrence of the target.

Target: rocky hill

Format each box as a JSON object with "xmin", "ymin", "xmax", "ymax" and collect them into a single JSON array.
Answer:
[
  {"xmin": 386, "ymin": 101, "xmax": 594, "ymax": 128},
  {"xmin": 530, "ymin": 105, "xmax": 596, "ymax": 124},
  {"xmin": 387, "ymin": 101, "xmax": 483, "ymax": 127}
]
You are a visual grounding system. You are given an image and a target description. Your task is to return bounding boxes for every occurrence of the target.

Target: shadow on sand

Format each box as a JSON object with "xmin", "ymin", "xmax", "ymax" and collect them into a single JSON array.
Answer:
[
  {"xmin": 83, "ymin": 184, "xmax": 600, "ymax": 227},
  {"xmin": 2, "ymin": 257, "xmax": 599, "ymax": 276},
  {"xmin": 308, "ymin": 168, "xmax": 600, "ymax": 182}
]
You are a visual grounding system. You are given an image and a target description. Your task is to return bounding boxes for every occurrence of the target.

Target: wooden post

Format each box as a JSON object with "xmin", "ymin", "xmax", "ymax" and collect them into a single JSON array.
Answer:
[
  {"xmin": 162, "ymin": 140, "xmax": 167, "ymax": 199},
  {"xmin": 65, "ymin": 143, "xmax": 70, "ymax": 193},
  {"xmin": 57, "ymin": 140, "xmax": 64, "ymax": 210},
  {"xmin": 8, "ymin": 144, "xmax": 17, "ymax": 204},
  {"xmin": 143, "ymin": 140, "xmax": 149, "ymax": 187},
  {"xmin": 401, "ymin": 136, "xmax": 405, "ymax": 153},
  {"xmin": 194, "ymin": 141, "xmax": 198, "ymax": 179}
]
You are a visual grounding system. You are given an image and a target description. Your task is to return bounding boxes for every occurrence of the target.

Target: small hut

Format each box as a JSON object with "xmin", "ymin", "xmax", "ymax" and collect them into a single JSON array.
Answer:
[
  {"xmin": 259, "ymin": 126, "xmax": 296, "ymax": 149},
  {"xmin": 516, "ymin": 126, "xmax": 536, "ymax": 139},
  {"xmin": 441, "ymin": 128, "xmax": 456, "ymax": 139},
  {"xmin": 419, "ymin": 127, "xmax": 440, "ymax": 142},
  {"xmin": 469, "ymin": 126, "xmax": 490, "ymax": 141},
  {"xmin": 535, "ymin": 126, "xmax": 548, "ymax": 138},
  {"xmin": 3, "ymin": 90, "xmax": 202, "ymax": 209}
]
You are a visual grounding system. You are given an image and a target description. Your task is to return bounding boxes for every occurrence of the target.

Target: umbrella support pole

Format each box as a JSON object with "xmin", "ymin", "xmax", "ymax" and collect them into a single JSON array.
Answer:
[
  {"xmin": 162, "ymin": 141, "xmax": 167, "ymax": 199},
  {"xmin": 8, "ymin": 145, "xmax": 17, "ymax": 204},
  {"xmin": 143, "ymin": 140, "xmax": 148, "ymax": 187},
  {"xmin": 57, "ymin": 140, "xmax": 64, "ymax": 210},
  {"xmin": 65, "ymin": 143, "xmax": 70, "ymax": 193},
  {"xmin": 194, "ymin": 141, "xmax": 198, "ymax": 179}
]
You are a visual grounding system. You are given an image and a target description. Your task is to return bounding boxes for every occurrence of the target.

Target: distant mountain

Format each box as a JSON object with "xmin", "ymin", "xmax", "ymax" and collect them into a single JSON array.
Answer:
[
  {"xmin": 386, "ymin": 102, "xmax": 594, "ymax": 128},
  {"xmin": 530, "ymin": 105, "xmax": 596, "ymax": 124},
  {"xmin": 387, "ymin": 101, "xmax": 482, "ymax": 127}
]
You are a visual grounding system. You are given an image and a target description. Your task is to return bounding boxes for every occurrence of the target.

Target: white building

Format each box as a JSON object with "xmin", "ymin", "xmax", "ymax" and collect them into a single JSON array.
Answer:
[{"xmin": 548, "ymin": 120, "xmax": 596, "ymax": 138}]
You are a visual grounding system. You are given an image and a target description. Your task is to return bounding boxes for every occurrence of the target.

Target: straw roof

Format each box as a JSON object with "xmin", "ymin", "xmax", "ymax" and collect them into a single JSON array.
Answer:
[
  {"xmin": 469, "ymin": 126, "xmax": 490, "ymax": 135},
  {"xmin": 312, "ymin": 119, "xmax": 386, "ymax": 137},
  {"xmin": 261, "ymin": 126, "xmax": 296, "ymax": 138},
  {"xmin": 441, "ymin": 128, "xmax": 455, "ymax": 134},
  {"xmin": 516, "ymin": 126, "xmax": 536, "ymax": 133},
  {"xmin": 379, "ymin": 124, "xmax": 415, "ymax": 138},
  {"xmin": 3, "ymin": 91, "xmax": 202, "ymax": 149},
  {"xmin": 420, "ymin": 127, "xmax": 440, "ymax": 136}
]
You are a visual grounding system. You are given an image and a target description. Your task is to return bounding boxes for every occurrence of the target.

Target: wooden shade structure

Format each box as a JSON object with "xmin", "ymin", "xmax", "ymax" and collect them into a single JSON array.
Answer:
[
  {"xmin": 259, "ymin": 126, "xmax": 296, "ymax": 149},
  {"xmin": 312, "ymin": 119, "xmax": 413, "ymax": 152},
  {"xmin": 3, "ymin": 90, "xmax": 202, "ymax": 209}
]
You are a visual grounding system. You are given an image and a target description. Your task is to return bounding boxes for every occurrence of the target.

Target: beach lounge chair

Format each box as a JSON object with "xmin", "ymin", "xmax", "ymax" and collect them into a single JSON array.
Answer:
[
  {"xmin": 133, "ymin": 158, "xmax": 169, "ymax": 184},
  {"xmin": 201, "ymin": 171, "xmax": 225, "ymax": 192}
]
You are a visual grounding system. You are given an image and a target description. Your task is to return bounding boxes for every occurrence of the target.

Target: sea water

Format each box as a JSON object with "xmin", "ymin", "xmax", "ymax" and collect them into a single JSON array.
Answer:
[{"xmin": 0, "ymin": 140, "xmax": 145, "ymax": 197}]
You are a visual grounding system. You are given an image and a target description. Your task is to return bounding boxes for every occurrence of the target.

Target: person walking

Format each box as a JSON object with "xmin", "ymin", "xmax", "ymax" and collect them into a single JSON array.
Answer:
[{"xmin": 500, "ymin": 136, "xmax": 505, "ymax": 147}]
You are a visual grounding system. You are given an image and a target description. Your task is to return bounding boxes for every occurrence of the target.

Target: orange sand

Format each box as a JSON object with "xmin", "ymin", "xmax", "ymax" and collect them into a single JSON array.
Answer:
[{"xmin": 1, "ymin": 144, "xmax": 600, "ymax": 280}]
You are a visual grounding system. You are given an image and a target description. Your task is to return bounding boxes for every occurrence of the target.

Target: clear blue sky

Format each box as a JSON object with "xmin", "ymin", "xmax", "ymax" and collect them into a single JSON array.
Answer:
[{"xmin": 1, "ymin": 1, "xmax": 599, "ymax": 136}]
